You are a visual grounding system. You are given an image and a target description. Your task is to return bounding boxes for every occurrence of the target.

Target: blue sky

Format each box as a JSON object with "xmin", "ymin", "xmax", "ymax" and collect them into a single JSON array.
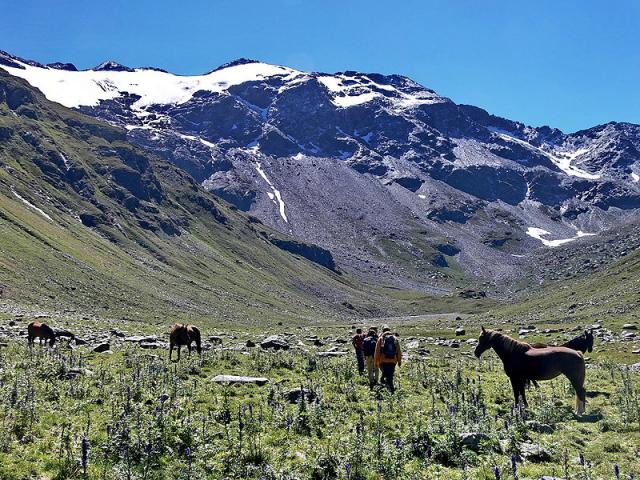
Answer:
[{"xmin": 2, "ymin": 0, "xmax": 639, "ymax": 132}]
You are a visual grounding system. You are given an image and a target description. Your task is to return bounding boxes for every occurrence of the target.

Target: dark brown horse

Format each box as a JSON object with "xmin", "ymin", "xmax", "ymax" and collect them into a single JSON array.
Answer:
[
  {"xmin": 475, "ymin": 327, "xmax": 586, "ymax": 414},
  {"xmin": 169, "ymin": 324, "xmax": 202, "ymax": 361},
  {"xmin": 531, "ymin": 329, "xmax": 594, "ymax": 353},
  {"xmin": 27, "ymin": 321, "xmax": 56, "ymax": 347}
]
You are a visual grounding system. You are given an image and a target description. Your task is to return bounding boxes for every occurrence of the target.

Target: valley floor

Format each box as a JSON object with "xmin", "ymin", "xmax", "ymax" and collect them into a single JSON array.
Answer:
[{"xmin": 0, "ymin": 312, "xmax": 639, "ymax": 479}]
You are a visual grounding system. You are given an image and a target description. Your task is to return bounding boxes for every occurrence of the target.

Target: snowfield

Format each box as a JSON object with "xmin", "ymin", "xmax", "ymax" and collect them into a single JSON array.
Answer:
[{"xmin": 526, "ymin": 227, "xmax": 595, "ymax": 247}]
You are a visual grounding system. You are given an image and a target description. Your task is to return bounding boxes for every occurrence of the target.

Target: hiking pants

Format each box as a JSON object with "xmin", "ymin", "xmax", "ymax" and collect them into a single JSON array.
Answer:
[
  {"xmin": 355, "ymin": 348, "xmax": 365, "ymax": 374},
  {"xmin": 381, "ymin": 363, "xmax": 396, "ymax": 393},
  {"xmin": 365, "ymin": 355, "xmax": 378, "ymax": 386}
]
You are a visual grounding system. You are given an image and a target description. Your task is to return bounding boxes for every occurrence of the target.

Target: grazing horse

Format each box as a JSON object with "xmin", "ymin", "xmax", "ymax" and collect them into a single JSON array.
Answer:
[
  {"xmin": 169, "ymin": 324, "xmax": 202, "ymax": 361},
  {"xmin": 474, "ymin": 327, "xmax": 586, "ymax": 414},
  {"xmin": 528, "ymin": 329, "xmax": 594, "ymax": 388},
  {"xmin": 27, "ymin": 321, "xmax": 56, "ymax": 347},
  {"xmin": 531, "ymin": 329, "xmax": 594, "ymax": 354}
]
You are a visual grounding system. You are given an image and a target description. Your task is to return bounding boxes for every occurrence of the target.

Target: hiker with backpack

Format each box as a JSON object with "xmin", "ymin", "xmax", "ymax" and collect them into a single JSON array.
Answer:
[
  {"xmin": 362, "ymin": 328, "xmax": 379, "ymax": 389},
  {"xmin": 374, "ymin": 325, "xmax": 402, "ymax": 393},
  {"xmin": 351, "ymin": 328, "xmax": 366, "ymax": 375}
]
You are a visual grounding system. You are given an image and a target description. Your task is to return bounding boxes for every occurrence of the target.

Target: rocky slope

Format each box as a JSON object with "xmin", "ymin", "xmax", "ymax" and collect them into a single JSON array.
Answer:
[
  {"xmin": 2, "ymin": 50, "xmax": 639, "ymax": 292},
  {"xmin": 2, "ymin": 69, "xmax": 484, "ymax": 324}
]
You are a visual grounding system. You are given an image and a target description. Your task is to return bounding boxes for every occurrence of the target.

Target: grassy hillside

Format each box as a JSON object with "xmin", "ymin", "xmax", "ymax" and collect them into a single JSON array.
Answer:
[
  {"xmin": 485, "ymin": 245, "xmax": 640, "ymax": 331},
  {"xmin": 0, "ymin": 70, "xmax": 488, "ymax": 326}
]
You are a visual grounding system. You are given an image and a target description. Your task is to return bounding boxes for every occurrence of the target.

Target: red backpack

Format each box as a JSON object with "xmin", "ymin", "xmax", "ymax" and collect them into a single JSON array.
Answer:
[{"xmin": 353, "ymin": 333, "xmax": 365, "ymax": 349}]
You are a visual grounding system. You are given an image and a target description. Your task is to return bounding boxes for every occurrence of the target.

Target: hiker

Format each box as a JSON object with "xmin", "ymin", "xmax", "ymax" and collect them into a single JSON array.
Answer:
[
  {"xmin": 374, "ymin": 325, "xmax": 402, "ymax": 393},
  {"xmin": 362, "ymin": 328, "xmax": 379, "ymax": 388},
  {"xmin": 351, "ymin": 328, "xmax": 366, "ymax": 375}
]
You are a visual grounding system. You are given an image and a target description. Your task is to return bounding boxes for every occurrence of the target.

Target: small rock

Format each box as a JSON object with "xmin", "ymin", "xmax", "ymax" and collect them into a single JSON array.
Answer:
[
  {"xmin": 317, "ymin": 351, "xmax": 348, "ymax": 357},
  {"xmin": 455, "ymin": 327, "xmax": 466, "ymax": 336},
  {"xmin": 211, "ymin": 375, "xmax": 269, "ymax": 386},
  {"xmin": 209, "ymin": 336, "xmax": 223, "ymax": 345},
  {"xmin": 622, "ymin": 324, "xmax": 638, "ymax": 330},
  {"xmin": 246, "ymin": 339, "xmax": 256, "ymax": 348}
]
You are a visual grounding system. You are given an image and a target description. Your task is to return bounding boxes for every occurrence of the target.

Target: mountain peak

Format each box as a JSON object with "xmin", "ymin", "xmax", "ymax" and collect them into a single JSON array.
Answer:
[
  {"xmin": 93, "ymin": 60, "xmax": 135, "ymax": 72},
  {"xmin": 208, "ymin": 58, "xmax": 261, "ymax": 74}
]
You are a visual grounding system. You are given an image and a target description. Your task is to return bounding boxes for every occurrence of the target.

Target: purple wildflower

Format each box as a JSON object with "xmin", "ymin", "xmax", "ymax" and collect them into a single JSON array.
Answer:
[
  {"xmin": 81, "ymin": 436, "xmax": 89, "ymax": 472},
  {"xmin": 493, "ymin": 465, "xmax": 501, "ymax": 480}
]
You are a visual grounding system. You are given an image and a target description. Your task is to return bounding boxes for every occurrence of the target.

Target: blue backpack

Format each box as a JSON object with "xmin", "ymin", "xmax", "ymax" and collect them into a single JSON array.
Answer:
[
  {"xmin": 382, "ymin": 335, "xmax": 397, "ymax": 358},
  {"xmin": 363, "ymin": 336, "xmax": 377, "ymax": 356}
]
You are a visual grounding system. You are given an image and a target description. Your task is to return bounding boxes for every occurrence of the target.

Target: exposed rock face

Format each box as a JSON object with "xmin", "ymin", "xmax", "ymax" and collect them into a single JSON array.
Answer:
[{"xmin": 3, "ymin": 51, "xmax": 640, "ymax": 289}]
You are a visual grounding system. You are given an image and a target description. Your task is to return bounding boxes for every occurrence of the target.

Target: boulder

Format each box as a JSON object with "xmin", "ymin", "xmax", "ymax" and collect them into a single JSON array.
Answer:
[
  {"xmin": 92, "ymin": 343, "xmax": 110, "ymax": 353},
  {"xmin": 622, "ymin": 324, "xmax": 638, "ymax": 330},
  {"xmin": 245, "ymin": 339, "xmax": 256, "ymax": 348},
  {"xmin": 519, "ymin": 442, "xmax": 551, "ymax": 462},
  {"xmin": 139, "ymin": 341, "xmax": 162, "ymax": 349},
  {"xmin": 455, "ymin": 327, "xmax": 466, "ymax": 336},
  {"xmin": 211, "ymin": 375, "xmax": 269, "ymax": 386},
  {"xmin": 284, "ymin": 387, "xmax": 317, "ymax": 404},
  {"xmin": 459, "ymin": 432, "xmax": 489, "ymax": 452},
  {"xmin": 526, "ymin": 420, "xmax": 555, "ymax": 434},
  {"xmin": 260, "ymin": 335, "xmax": 289, "ymax": 350}
]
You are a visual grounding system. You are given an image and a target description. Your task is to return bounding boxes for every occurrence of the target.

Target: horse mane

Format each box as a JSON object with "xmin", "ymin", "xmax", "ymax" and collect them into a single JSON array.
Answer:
[{"xmin": 490, "ymin": 331, "xmax": 532, "ymax": 354}]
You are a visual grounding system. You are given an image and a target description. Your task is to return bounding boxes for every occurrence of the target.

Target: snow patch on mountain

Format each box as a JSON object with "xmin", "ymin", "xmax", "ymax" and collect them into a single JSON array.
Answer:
[
  {"xmin": 255, "ymin": 162, "xmax": 288, "ymax": 222},
  {"xmin": 632, "ymin": 172, "xmax": 640, "ymax": 183},
  {"xmin": 0, "ymin": 57, "xmax": 302, "ymax": 109},
  {"xmin": 526, "ymin": 227, "xmax": 595, "ymax": 247},
  {"xmin": 490, "ymin": 128, "xmax": 601, "ymax": 179},
  {"xmin": 12, "ymin": 189, "xmax": 52, "ymax": 221}
]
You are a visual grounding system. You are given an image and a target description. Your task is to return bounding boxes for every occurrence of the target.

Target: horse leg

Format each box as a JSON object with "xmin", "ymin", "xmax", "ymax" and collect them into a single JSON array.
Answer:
[
  {"xmin": 510, "ymin": 377, "xmax": 527, "ymax": 408},
  {"xmin": 169, "ymin": 343, "xmax": 174, "ymax": 362},
  {"xmin": 568, "ymin": 367, "xmax": 587, "ymax": 415},
  {"xmin": 187, "ymin": 344, "xmax": 192, "ymax": 357},
  {"xmin": 177, "ymin": 345, "xmax": 181, "ymax": 361}
]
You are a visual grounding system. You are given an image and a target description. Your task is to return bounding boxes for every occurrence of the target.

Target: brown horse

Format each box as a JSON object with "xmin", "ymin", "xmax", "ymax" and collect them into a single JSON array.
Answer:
[
  {"xmin": 169, "ymin": 324, "xmax": 202, "ymax": 361},
  {"xmin": 474, "ymin": 327, "xmax": 586, "ymax": 414},
  {"xmin": 528, "ymin": 329, "xmax": 594, "ymax": 388},
  {"xmin": 27, "ymin": 321, "xmax": 56, "ymax": 347}
]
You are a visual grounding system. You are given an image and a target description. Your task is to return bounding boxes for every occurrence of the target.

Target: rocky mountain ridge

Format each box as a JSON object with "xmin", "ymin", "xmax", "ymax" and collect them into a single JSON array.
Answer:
[{"xmin": 2, "ymin": 50, "xmax": 639, "ymax": 291}]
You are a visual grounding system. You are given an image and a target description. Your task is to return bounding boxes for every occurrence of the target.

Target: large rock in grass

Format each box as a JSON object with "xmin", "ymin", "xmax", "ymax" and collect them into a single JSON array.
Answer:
[
  {"xmin": 211, "ymin": 375, "xmax": 269, "ymax": 386},
  {"xmin": 519, "ymin": 442, "xmax": 552, "ymax": 462},
  {"xmin": 459, "ymin": 432, "xmax": 489, "ymax": 452},
  {"xmin": 92, "ymin": 343, "xmax": 110, "ymax": 353},
  {"xmin": 260, "ymin": 335, "xmax": 289, "ymax": 350},
  {"xmin": 284, "ymin": 387, "xmax": 317, "ymax": 404}
]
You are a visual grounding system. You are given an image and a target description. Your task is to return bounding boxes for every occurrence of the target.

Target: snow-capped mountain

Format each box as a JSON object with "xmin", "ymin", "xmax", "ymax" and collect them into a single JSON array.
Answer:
[{"xmin": 2, "ymin": 49, "xmax": 639, "ymax": 290}]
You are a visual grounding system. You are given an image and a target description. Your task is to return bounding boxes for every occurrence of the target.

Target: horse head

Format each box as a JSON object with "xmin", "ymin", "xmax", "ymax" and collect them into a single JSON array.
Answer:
[
  {"xmin": 474, "ymin": 326, "xmax": 493, "ymax": 358},
  {"xmin": 585, "ymin": 329, "xmax": 594, "ymax": 353}
]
